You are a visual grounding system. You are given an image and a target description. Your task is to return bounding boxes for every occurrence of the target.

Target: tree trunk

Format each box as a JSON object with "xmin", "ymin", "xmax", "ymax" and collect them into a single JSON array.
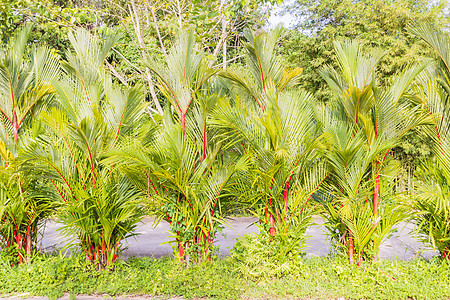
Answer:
[
  {"xmin": 148, "ymin": 4, "xmax": 169, "ymax": 64},
  {"xmin": 269, "ymin": 214, "xmax": 275, "ymax": 236},
  {"xmin": 284, "ymin": 184, "xmax": 289, "ymax": 214},
  {"xmin": 222, "ymin": 16, "xmax": 227, "ymax": 70},
  {"xmin": 129, "ymin": 0, "xmax": 164, "ymax": 115},
  {"xmin": 12, "ymin": 112, "xmax": 18, "ymax": 145},
  {"xmin": 185, "ymin": 243, "xmax": 190, "ymax": 267},
  {"xmin": 180, "ymin": 112, "xmax": 186, "ymax": 144},
  {"xmin": 348, "ymin": 230, "xmax": 355, "ymax": 264},
  {"xmin": 145, "ymin": 69, "xmax": 163, "ymax": 115},
  {"xmin": 268, "ymin": 195, "xmax": 275, "ymax": 236},
  {"xmin": 26, "ymin": 234, "xmax": 31, "ymax": 264},
  {"xmin": 374, "ymin": 175, "xmax": 380, "ymax": 215},
  {"xmin": 176, "ymin": 0, "xmax": 183, "ymax": 29},
  {"xmin": 178, "ymin": 241, "xmax": 184, "ymax": 261},
  {"xmin": 373, "ymin": 161, "xmax": 380, "ymax": 215}
]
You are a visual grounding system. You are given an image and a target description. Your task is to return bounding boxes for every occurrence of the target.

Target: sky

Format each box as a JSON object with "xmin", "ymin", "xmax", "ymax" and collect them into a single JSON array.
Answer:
[
  {"xmin": 267, "ymin": 0, "xmax": 450, "ymax": 29},
  {"xmin": 267, "ymin": 0, "xmax": 296, "ymax": 28}
]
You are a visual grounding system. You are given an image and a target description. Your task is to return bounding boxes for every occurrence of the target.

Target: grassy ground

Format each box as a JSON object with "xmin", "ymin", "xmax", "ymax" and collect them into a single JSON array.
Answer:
[{"xmin": 0, "ymin": 254, "xmax": 449, "ymax": 299}]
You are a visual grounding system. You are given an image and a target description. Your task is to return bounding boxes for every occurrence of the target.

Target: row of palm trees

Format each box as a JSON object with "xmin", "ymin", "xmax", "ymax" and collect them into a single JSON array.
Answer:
[{"xmin": 0, "ymin": 23, "xmax": 449, "ymax": 268}]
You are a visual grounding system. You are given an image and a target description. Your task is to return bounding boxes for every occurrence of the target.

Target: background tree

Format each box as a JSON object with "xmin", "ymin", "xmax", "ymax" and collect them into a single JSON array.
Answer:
[
  {"xmin": 103, "ymin": 0, "xmax": 274, "ymax": 114},
  {"xmin": 0, "ymin": 0, "xmax": 106, "ymax": 55},
  {"xmin": 280, "ymin": 0, "xmax": 448, "ymax": 102}
]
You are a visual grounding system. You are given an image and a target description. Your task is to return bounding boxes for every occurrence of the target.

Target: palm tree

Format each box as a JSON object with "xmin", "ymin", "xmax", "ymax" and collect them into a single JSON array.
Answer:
[
  {"xmin": 216, "ymin": 27, "xmax": 326, "ymax": 243},
  {"xmin": 106, "ymin": 31, "xmax": 243, "ymax": 263},
  {"xmin": 317, "ymin": 40, "xmax": 431, "ymax": 263},
  {"xmin": 0, "ymin": 26, "xmax": 59, "ymax": 264},
  {"xmin": 321, "ymin": 40, "xmax": 430, "ymax": 215},
  {"xmin": 317, "ymin": 111, "xmax": 411, "ymax": 264},
  {"xmin": 21, "ymin": 29, "xmax": 146, "ymax": 269},
  {"xmin": 408, "ymin": 23, "xmax": 450, "ymax": 259}
]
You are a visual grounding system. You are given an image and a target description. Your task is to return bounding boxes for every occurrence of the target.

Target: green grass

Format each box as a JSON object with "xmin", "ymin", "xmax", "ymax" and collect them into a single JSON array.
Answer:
[{"xmin": 0, "ymin": 254, "xmax": 449, "ymax": 299}]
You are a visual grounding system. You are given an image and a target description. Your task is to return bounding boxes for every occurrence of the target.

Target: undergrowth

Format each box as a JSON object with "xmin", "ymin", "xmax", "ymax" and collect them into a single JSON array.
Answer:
[{"xmin": 0, "ymin": 252, "xmax": 449, "ymax": 299}]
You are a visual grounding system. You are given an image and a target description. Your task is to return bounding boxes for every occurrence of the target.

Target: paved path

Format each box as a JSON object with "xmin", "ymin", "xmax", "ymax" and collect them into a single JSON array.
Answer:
[{"xmin": 40, "ymin": 217, "xmax": 437, "ymax": 260}]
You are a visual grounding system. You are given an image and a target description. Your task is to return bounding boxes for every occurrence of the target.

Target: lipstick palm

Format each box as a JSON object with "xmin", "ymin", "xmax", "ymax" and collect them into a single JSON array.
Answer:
[
  {"xmin": 318, "ymin": 40, "xmax": 431, "ymax": 263},
  {"xmin": 145, "ymin": 30, "xmax": 218, "ymax": 143},
  {"xmin": 220, "ymin": 26, "xmax": 302, "ymax": 113},
  {"xmin": 0, "ymin": 26, "xmax": 59, "ymax": 264},
  {"xmin": 408, "ymin": 24, "xmax": 450, "ymax": 258},
  {"xmin": 108, "ymin": 110, "xmax": 248, "ymax": 262},
  {"xmin": 215, "ymin": 28, "xmax": 326, "ymax": 243},
  {"xmin": 21, "ymin": 29, "xmax": 146, "ymax": 269},
  {"xmin": 106, "ymin": 32, "xmax": 244, "ymax": 263},
  {"xmin": 317, "ymin": 112, "xmax": 411, "ymax": 264},
  {"xmin": 0, "ymin": 26, "xmax": 59, "ymax": 152}
]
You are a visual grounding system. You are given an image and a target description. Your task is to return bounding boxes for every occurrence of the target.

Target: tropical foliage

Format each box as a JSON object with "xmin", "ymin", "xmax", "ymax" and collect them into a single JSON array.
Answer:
[
  {"xmin": 0, "ymin": 25, "xmax": 58, "ymax": 264},
  {"xmin": 408, "ymin": 23, "xmax": 450, "ymax": 259},
  {"xmin": 1, "ymin": 1, "xmax": 450, "ymax": 272},
  {"xmin": 316, "ymin": 40, "xmax": 431, "ymax": 263},
  {"xmin": 21, "ymin": 29, "xmax": 146, "ymax": 269},
  {"xmin": 106, "ymin": 30, "xmax": 247, "ymax": 263},
  {"xmin": 216, "ymin": 28, "xmax": 326, "ymax": 254}
]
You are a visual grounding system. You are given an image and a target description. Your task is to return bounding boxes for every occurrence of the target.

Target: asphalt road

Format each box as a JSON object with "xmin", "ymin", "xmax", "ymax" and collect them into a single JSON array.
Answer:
[{"xmin": 40, "ymin": 216, "xmax": 438, "ymax": 260}]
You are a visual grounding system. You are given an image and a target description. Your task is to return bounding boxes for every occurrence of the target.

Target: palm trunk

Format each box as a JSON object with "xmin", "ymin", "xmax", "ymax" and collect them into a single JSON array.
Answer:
[
  {"xmin": 12, "ymin": 112, "xmax": 18, "ymax": 145},
  {"xmin": 26, "ymin": 234, "xmax": 31, "ymax": 264},
  {"xmin": 374, "ymin": 176, "xmax": 380, "ymax": 215},
  {"xmin": 269, "ymin": 214, "xmax": 275, "ymax": 236},
  {"xmin": 443, "ymin": 248, "xmax": 450, "ymax": 260},
  {"xmin": 202, "ymin": 122, "xmax": 207, "ymax": 161},
  {"xmin": 180, "ymin": 112, "xmax": 186, "ymax": 144},
  {"xmin": 16, "ymin": 232, "xmax": 23, "ymax": 264},
  {"xmin": 284, "ymin": 183, "xmax": 289, "ymax": 216},
  {"xmin": 268, "ymin": 195, "xmax": 275, "ymax": 236},
  {"xmin": 373, "ymin": 161, "xmax": 380, "ymax": 215},
  {"xmin": 185, "ymin": 243, "xmax": 190, "ymax": 267},
  {"xmin": 178, "ymin": 240, "xmax": 184, "ymax": 260},
  {"xmin": 348, "ymin": 230, "xmax": 355, "ymax": 264},
  {"xmin": 268, "ymin": 180, "xmax": 276, "ymax": 236}
]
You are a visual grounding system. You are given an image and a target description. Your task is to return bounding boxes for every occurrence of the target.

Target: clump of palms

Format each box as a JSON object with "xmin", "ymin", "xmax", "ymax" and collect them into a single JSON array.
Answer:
[
  {"xmin": 21, "ymin": 29, "xmax": 145, "ymax": 269},
  {"xmin": 0, "ymin": 167, "xmax": 54, "ymax": 265},
  {"xmin": 414, "ymin": 161, "xmax": 450, "ymax": 258},
  {"xmin": 408, "ymin": 23, "xmax": 450, "ymax": 259},
  {"xmin": 107, "ymin": 30, "xmax": 245, "ymax": 263},
  {"xmin": 317, "ymin": 117, "xmax": 411, "ymax": 263},
  {"xmin": 216, "ymin": 27, "xmax": 326, "ymax": 257},
  {"xmin": 316, "ymin": 40, "xmax": 430, "ymax": 263},
  {"xmin": 0, "ymin": 26, "xmax": 59, "ymax": 264}
]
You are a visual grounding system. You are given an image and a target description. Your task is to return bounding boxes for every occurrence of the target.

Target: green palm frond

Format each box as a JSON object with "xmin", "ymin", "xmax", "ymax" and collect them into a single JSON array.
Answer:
[
  {"xmin": 0, "ymin": 25, "xmax": 60, "ymax": 153},
  {"xmin": 317, "ymin": 39, "xmax": 427, "ymax": 262},
  {"xmin": 408, "ymin": 23, "xmax": 450, "ymax": 73},
  {"xmin": 145, "ymin": 30, "xmax": 218, "ymax": 118},
  {"xmin": 220, "ymin": 27, "xmax": 302, "ymax": 112}
]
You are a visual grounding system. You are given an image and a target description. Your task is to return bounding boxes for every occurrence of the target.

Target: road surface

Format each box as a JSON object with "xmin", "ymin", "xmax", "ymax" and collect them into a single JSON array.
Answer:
[{"xmin": 40, "ymin": 217, "xmax": 437, "ymax": 260}]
